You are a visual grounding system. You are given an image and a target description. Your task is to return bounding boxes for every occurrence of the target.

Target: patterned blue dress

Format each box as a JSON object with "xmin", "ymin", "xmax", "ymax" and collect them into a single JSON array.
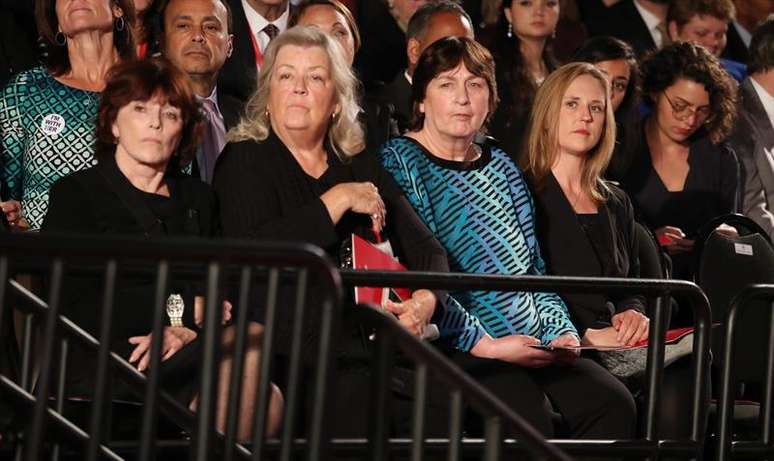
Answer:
[
  {"xmin": 381, "ymin": 136, "xmax": 577, "ymax": 351},
  {"xmin": 1, "ymin": 66, "xmax": 99, "ymax": 230}
]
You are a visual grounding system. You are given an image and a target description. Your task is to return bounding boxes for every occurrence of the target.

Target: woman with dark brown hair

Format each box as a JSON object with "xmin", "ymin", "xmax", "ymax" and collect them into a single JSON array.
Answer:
[
  {"xmin": 42, "ymin": 57, "xmax": 281, "ymax": 440},
  {"xmin": 623, "ymin": 41, "xmax": 739, "ymax": 287},
  {"xmin": 0, "ymin": 0, "xmax": 136, "ymax": 231},
  {"xmin": 489, "ymin": 0, "xmax": 560, "ymax": 161}
]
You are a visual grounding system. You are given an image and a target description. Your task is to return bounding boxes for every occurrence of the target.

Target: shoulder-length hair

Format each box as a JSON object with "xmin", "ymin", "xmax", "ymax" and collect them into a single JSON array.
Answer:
[
  {"xmin": 522, "ymin": 62, "xmax": 617, "ymax": 205},
  {"xmin": 35, "ymin": 0, "xmax": 137, "ymax": 76},
  {"xmin": 228, "ymin": 26, "xmax": 364, "ymax": 159},
  {"xmin": 494, "ymin": 0, "xmax": 559, "ymax": 123},
  {"xmin": 96, "ymin": 57, "xmax": 203, "ymax": 171},
  {"xmin": 640, "ymin": 41, "xmax": 737, "ymax": 144},
  {"xmin": 290, "ymin": 0, "xmax": 361, "ymax": 53},
  {"xmin": 409, "ymin": 36, "xmax": 498, "ymax": 132}
]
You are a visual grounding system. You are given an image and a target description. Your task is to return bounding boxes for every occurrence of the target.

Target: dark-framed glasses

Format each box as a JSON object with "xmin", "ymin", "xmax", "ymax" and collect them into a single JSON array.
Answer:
[{"xmin": 663, "ymin": 91, "xmax": 713, "ymax": 123}]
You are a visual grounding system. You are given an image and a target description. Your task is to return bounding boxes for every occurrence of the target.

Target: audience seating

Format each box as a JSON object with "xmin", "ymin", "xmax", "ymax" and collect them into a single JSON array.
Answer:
[{"xmin": 341, "ymin": 269, "xmax": 712, "ymax": 459}]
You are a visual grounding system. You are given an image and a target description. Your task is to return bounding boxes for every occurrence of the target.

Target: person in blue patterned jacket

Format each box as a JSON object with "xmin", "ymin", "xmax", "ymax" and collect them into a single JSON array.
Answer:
[
  {"xmin": 0, "ymin": 0, "xmax": 136, "ymax": 231},
  {"xmin": 380, "ymin": 36, "xmax": 636, "ymax": 439}
]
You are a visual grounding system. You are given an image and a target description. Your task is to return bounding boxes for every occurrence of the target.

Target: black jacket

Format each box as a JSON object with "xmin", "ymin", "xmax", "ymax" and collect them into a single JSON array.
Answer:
[{"xmin": 532, "ymin": 172, "xmax": 645, "ymax": 335}]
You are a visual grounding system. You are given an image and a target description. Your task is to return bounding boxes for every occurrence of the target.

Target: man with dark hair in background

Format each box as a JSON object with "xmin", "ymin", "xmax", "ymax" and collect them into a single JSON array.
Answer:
[
  {"xmin": 365, "ymin": 0, "xmax": 474, "ymax": 151},
  {"xmin": 161, "ymin": 0, "xmax": 243, "ymax": 183}
]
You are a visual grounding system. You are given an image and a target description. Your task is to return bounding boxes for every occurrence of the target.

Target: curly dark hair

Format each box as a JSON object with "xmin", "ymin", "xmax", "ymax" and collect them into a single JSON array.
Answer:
[
  {"xmin": 96, "ymin": 58, "xmax": 204, "ymax": 172},
  {"xmin": 640, "ymin": 41, "xmax": 737, "ymax": 144}
]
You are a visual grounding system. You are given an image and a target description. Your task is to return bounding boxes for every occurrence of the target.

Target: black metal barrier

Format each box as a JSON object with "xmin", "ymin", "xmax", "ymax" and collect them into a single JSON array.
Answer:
[
  {"xmin": 341, "ymin": 270, "xmax": 713, "ymax": 459},
  {"xmin": 0, "ymin": 232, "xmax": 343, "ymax": 461},
  {"xmin": 718, "ymin": 284, "xmax": 774, "ymax": 460}
]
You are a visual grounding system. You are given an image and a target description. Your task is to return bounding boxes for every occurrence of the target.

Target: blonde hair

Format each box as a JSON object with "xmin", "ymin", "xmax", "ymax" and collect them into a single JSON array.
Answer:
[
  {"xmin": 227, "ymin": 26, "xmax": 365, "ymax": 159},
  {"xmin": 521, "ymin": 62, "xmax": 616, "ymax": 204}
]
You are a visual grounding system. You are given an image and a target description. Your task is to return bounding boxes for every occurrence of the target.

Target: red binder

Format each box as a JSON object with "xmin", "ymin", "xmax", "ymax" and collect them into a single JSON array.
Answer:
[{"xmin": 350, "ymin": 234, "xmax": 411, "ymax": 305}]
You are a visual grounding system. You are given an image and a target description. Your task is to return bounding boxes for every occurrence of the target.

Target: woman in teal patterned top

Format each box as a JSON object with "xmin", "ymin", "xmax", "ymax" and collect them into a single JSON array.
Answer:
[
  {"xmin": 0, "ymin": 0, "xmax": 136, "ymax": 231},
  {"xmin": 380, "ymin": 37, "xmax": 636, "ymax": 439}
]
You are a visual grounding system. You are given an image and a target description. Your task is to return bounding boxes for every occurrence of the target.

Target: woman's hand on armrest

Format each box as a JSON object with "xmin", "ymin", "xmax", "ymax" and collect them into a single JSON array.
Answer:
[
  {"xmin": 128, "ymin": 327, "xmax": 198, "ymax": 372},
  {"xmin": 470, "ymin": 334, "xmax": 555, "ymax": 368},
  {"xmin": 383, "ymin": 289, "xmax": 436, "ymax": 338}
]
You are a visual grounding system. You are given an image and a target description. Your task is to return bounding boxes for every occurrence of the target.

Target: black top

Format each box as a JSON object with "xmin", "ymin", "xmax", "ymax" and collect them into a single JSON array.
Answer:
[
  {"xmin": 41, "ymin": 156, "xmax": 218, "ymax": 398},
  {"xmin": 590, "ymin": 0, "xmax": 656, "ymax": 57},
  {"xmin": 212, "ymin": 130, "xmax": 450, "ymax": 341},
  {"xmin": 623, "ymin": 131, "xmax": 739, "ymax": 279},
  {"xmin": 532, "ymin": 172, "xmax": 645, "ymax": 335}
]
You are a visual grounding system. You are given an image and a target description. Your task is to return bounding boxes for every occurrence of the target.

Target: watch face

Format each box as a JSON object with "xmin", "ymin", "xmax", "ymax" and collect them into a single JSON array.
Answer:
[{"xmin": 166, "ymin": 294, "xmax": 185, "ymax": 318}]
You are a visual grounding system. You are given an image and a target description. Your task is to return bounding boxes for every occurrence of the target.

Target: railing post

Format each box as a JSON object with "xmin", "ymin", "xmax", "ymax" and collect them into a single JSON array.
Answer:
[{"xmin": 369, "ymin": 320, "xmax": 395, "ymax": 461}]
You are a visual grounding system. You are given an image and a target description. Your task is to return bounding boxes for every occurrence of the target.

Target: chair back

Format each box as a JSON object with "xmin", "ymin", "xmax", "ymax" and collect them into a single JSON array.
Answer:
[{"xmin": 695, "ymin": 214, "xmax": 774, "ymax": 382}]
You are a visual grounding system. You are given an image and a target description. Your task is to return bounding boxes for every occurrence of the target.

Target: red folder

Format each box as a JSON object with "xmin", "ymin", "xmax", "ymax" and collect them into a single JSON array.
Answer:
[{"xmin": 351, "ymin": 234, "xmax": 411, "ymax": 305}]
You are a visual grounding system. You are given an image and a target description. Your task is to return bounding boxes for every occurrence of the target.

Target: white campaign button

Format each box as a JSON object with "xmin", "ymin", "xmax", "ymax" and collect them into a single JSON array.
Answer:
[{"xmin": 40, "ymin": 114, "xmax": 66, "ymax": 136}]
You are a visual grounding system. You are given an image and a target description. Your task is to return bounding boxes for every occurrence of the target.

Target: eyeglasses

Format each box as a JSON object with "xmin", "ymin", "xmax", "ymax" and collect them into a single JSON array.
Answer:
[{"xmin": 662, "ymin": 91, "xmax": 713, "ymax": 123}]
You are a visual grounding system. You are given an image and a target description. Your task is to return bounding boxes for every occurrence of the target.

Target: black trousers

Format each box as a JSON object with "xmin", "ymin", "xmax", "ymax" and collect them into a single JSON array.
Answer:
[{"xmin": 425, "ymin": 353, "xmax": 638, "ymax": 440}]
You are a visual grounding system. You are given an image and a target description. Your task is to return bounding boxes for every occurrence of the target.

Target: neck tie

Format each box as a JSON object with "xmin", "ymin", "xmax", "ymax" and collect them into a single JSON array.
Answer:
[
  {"xmin": 200, "ymin": 98, "xmax": 226, "ymax": 184},
  {"xmin": 263, "ymin": 24, "xmax": 279, "ymax": 43},
  {"xmin": 656, "ymin": 21, "xmax": 672, "ymax": 48}
]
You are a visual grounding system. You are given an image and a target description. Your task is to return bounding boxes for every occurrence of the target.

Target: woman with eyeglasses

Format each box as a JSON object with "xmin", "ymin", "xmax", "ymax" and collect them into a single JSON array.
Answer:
[{"xmin": 623, "ymin": 41, "xmax": 739, "ymax": 286}]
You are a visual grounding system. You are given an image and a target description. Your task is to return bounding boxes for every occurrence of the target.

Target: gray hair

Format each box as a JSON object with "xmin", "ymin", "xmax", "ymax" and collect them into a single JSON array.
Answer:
[{"xmin": 227, "ymin": 26, "xmax": 365, "ymax": 158}]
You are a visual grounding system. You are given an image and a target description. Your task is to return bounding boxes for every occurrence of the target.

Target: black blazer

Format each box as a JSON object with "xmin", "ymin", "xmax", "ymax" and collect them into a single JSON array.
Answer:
[
  {"xmin": 42, "ymin": 156, "xmax": 218, "ymax": 398},
  {"xmin": 722, "ymin": 24, "xmax": 750, "ymax": 66},
  {"xmin": 218, "ymin": 0, "xmax": 297, "ymax": 102},
  {"xmin": 532, "ymin": 173, "xmax": 645, "ymax": 335},
  {"xmin": 592, "ymin": 0, "xmax": 656, "ymax": 57}
]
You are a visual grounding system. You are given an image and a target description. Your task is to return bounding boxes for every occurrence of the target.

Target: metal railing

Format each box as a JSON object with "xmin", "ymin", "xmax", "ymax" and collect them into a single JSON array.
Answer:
[
  {"xmin": 718, "ymin": 284, "xmax": 774, "ymax": 460},
  {"xmin": 0, "ymin": 232, "xmax": 342, "ymax": 461},
  {"xmin": 341, "ymin": 270, "xmax": 713, "ymax": 459}
]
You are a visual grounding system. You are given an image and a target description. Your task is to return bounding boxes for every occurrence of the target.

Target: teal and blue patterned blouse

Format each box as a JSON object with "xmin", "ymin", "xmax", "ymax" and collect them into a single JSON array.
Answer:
[
  {"xmin": 1, "ymin": 66, "xmax": 99, "ymax": 231},
  {"xmin": 381, "ymin": 136, "xmax": 577, "ymax": 351}
]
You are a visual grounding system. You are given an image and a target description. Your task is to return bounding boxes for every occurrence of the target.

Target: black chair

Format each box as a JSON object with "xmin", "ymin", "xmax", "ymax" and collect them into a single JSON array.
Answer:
[{"xmin": 694, "ymin": 213, "xmax": 774, "ymax": 446}]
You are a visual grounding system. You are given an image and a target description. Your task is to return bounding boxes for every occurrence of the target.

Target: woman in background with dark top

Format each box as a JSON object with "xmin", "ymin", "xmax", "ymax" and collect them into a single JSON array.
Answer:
[
  {"xmin": 525, "ymin": 60, "xmax": 701, "ymax": 441},
  {"xmin": 489, "ymin": 0, "xmax": 560, "ymax": 161},
  {"xmin": 623, "ymin": 41, "xmax": 739, "ymax": 286},
  {"xmin": 42, "ymin": 58, "xmax": 280, "ymax": 440},
  {"xmin": 574, "ymin": 36, "xmax": 642, "ymax": 182},
  {"xmin": 0, "ymin": 0, "xmax": 136, "ymax": 231}
]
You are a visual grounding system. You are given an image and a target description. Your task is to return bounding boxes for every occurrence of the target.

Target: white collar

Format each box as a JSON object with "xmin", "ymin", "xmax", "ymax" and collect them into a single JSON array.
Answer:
[
  {"xmin": 633, "ymin": 0, "xmax": 661, "ymax": 30},
  {"xmin": 241, "ymin": 0, "xmax": 290, "ymax": 51},
  {"xmin": 404, "ymin": 70, "xmax": 412, "ymax": 86},
  {"xmin": 733, "ymin": 21, "xmax": 752, "ymax": 48},
  {"xmin": 750, "ymin": 77, "xmax": 774, "ymax": 125}
]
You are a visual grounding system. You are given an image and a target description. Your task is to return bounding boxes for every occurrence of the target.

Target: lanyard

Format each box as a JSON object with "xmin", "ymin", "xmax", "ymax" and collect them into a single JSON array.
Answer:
[
  {"xmin": 137, "ymin": 42, "xmax": 148, "ymax": 60},
  {"xmin": 248, "ymin": 31, "xmax": 264, "ymax": 68}
]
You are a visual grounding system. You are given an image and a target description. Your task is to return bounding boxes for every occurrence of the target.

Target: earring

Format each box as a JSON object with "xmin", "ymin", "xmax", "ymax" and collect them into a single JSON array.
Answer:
[
  {"xmin": 551, "ymin": 28, "xmax": 556, "ymax": 39},
  {"xmin": 55, "ymin": 31, "xmax": 67, "ymax": 46},
  {"xmin": 115, "ymin": 16, "xmax": 125, "ymax": 32},
  {"xmin": 507, "ymin": 23, "xmax": 513, "ymax": 38}
]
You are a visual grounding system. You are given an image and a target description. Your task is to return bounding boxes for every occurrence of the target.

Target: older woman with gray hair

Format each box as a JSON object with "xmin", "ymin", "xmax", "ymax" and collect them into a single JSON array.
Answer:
[
  {"xmin": 213, "ymin": 25, "xmax": 457, "ymax": 436},
  {"xmin": 214, "ymin": 26, "xmax": 446, "ymax": 328}
]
